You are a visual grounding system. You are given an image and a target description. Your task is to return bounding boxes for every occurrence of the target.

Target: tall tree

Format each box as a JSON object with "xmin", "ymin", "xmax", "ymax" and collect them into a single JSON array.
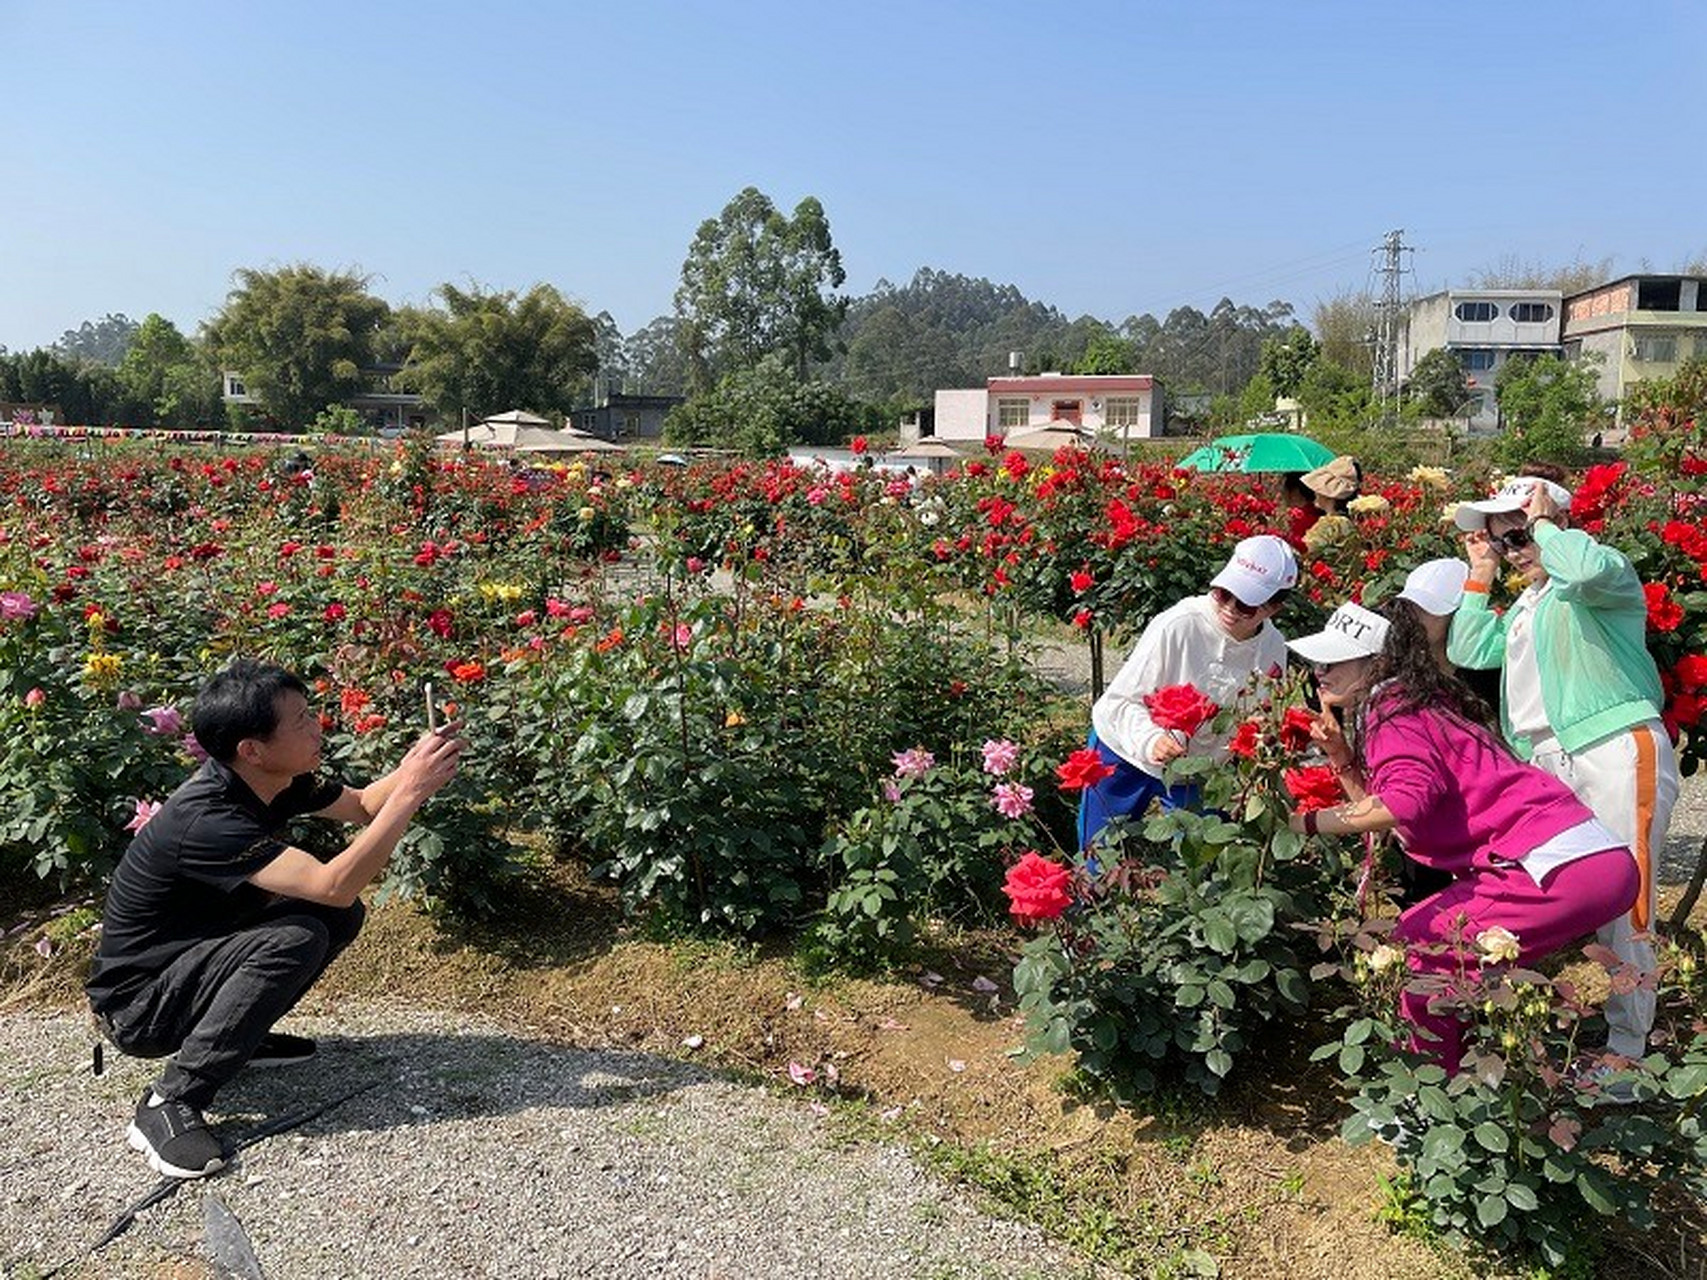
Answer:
[
  {"xmin": 1311, "ymin": 289, "xmax": 1376, "ymax": 378},
  {"xmin": 622, "ymin": 315, "xmax": 690, "ymax": 397},
  {"xmin": 53, "ymin": 313, "xmax": 139, "ymax": 366},
  {"xmin": 666, "ymin": 353, "xmax": 868, "ymax": 456},
  {"xmin": 204, "ymin": 265, "xmax": 390, "ymax": 427},
  {"xmin": 1258, "ymin": 325, "xmax": 1320, "ymax": 399},
  {"xmin": 116, "ymin": 314, "xmax": 221, "ymax": 426},
  {"xmin": 400, "ymin": 282, "xmax": 598, "ymax": 420},
  {"xmin": 674, "ymin": 187, "xmax": 847, "ymax": 389}
]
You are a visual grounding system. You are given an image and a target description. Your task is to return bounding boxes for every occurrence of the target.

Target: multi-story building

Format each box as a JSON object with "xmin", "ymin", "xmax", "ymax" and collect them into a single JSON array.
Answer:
[
  {"xmin": 929, "ymin": 373, "xmax": 1162, "ymax": 446},
  {"xmin": 1398, "ymin": 290, "xmax": 1563, "ymax": 430},
  {"xmin": 1562, "ymin": 275, "xmax": 1707, "ymax": 421}
]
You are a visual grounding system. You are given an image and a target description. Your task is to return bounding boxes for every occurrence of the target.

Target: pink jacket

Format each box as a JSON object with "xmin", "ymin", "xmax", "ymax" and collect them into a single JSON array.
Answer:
[{"xmin": 1362, "ymin": 695, "xmax": 1594, "ymax": 876}]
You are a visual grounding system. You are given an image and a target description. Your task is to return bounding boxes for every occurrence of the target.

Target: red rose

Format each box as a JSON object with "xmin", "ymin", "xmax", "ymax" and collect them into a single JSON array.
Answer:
[
  {"xmin": 1056, "ymin": 747, "xmax": 1116, "ymax": 791},
  {"xmin": 1674, "ymin": 654, "xmax": 1707, "ymax": 691},
  {"xmin": 1003, "ymin": 851, "xmax": 1072, "ymax": 926},
  {"xmin": 1284, "ymin": 765, "xmax": 1344, "ymax": 814},
  {"xmin": 1645, "ymin": 583, "xmax": 1684, "ymax": 633},
  {"xmin": 1069, "ymin": 568, "xmax": 1094, "ymax": 594},
  {"xmin": 1665, "ymin": 692, "xmax": 1703, "ymax": 739},
  {"xmin": 1142, "ymin": 683, "xmax": 1218, "ymax": 737},
  {"xmin": 1279, "ymin": 706, "xmax": 1317, "ymax": 753},
  {"xmin": 1227, "ymin": 720, "xmax": 1261, "ymax": 759},
  {"xmin": 851, "ymin": 435, "xmax": 868, "ymax": 455}
]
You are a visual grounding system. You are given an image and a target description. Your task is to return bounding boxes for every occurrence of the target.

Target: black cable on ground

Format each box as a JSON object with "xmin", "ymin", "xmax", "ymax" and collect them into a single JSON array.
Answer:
[{"xmin": 30, "ymin": 1078, "xmax": 381, "ymax": 1279}]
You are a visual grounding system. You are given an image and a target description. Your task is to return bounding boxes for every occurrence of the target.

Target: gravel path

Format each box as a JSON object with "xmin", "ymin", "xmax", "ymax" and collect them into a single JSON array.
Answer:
[{"xmin": 1, "ymin": 1007, "xmax": 1093, "ymax": 1280}]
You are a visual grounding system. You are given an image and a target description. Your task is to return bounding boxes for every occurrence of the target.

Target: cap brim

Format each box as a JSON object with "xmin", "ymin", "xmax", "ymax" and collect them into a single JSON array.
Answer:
[
  {"xmin": 1398, "ymin": 588, "xmax": 1461, "ymax": 617},
  {"xmin": 1453, "ymin": 496, "xmax": 1526, "ymax": 531},
  {"xmin": 1209, "ymin": 567, "xmax": 1278, "ymax": 607},
  {"xmin": 1288, "ymin": 631, "xmax": 1377, "ymax": 665}
]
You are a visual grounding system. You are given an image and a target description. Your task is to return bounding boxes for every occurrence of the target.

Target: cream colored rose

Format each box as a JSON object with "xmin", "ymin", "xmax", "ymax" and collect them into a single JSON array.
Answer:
[
  {"xmin": 1369, "ymin": 943, "xmax": 1403, "ymax": 973},
  {"xmin": 1476, "ymin": 925, "xmax": 1521, "ymax": 965},
  {"xmin": 1347, "ymin": 494, "xmax": 1390, "ymax": 515}
]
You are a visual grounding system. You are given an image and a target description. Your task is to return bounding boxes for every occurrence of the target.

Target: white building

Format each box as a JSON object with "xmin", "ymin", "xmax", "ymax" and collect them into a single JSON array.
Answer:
[
  {"xmin": 929, "ymin": 373, "xmax": 1162, "ymax": 445},
  {"xmin": 1398, "ymin": 290, "xmax": 1562, "ymax": 431}
]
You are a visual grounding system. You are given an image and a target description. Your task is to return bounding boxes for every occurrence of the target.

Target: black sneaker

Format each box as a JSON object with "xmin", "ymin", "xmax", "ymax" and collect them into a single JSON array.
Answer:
[
  {"xmin": 247, "ymin": 1031, "xmax": 317, "ymax": 1069},
  {"xmin": 127, "ymin": 1089, "xmax": 226, "ymax": 1179}
]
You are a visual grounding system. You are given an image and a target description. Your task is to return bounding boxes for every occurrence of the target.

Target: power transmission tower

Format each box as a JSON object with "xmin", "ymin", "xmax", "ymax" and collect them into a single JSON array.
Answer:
[{"xmin": 1369, "ymin": 228, "xmax": 1414, "ymax": 419}]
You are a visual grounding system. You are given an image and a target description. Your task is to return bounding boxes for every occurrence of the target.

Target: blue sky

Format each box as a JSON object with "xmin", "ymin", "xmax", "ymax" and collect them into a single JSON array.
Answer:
[{"xmin": 4, "ymin": 0, "xmax": 1703, "ymax": 353}]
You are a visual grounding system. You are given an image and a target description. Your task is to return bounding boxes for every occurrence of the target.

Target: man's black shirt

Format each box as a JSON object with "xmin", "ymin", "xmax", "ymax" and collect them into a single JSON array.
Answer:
[{"xmin": 86, "ymin": 758, "xmax": 343, "ymax": 1014}]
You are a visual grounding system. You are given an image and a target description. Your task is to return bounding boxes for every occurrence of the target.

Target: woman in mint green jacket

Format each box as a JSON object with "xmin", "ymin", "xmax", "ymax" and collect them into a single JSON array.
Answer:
[{"xmin": 1447, "ymin": 472, "xmax": 1679, "ymax": 1062}]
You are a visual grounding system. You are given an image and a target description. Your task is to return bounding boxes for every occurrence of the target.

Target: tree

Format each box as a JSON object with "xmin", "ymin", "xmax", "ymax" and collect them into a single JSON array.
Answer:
[
  {"xmin": 1311, "ymin": 289, "xmax": 1375, "ymax": 378},
  {"xmin": 1070, "ymin": 329, "xmax": 1135, "ymax": 375},
  {"xmin": 666, "ymin": 354, "xmax": 869, "ymax": 456},
  {"xmin": 1466, "ymin": 253, "xmax": 1616, "ymax": 296},
  {"xmin": 1493, "ymin": 353, "xmax": 1603, "ymax": 466},
  {"xmin": 117, "ymin": 314, "xmax": 221, "ymax": 427},
  {"xmin": 53, "ymin": 313, "xmax": 140, "ymax": 366},
  {"xmin": 400, "ymin": 283, "xmax": 598, "ymax": 421},
  {"xmin": 1258, "ymin": 326, "xmax": 1319, "ymax": 399},
  {"xmin": 622, "ymin": 315, "xmax": 690, "ymax": 397},
  {"xmin": 674, "ymin": 187, "xmax": 847, "ymax": 389},
  {"xmin": 204, "ymin": 265, "xmax": 390, "ymax": 428},
  {"xmin": 1406, "ymin": 347, "xmax": 1473, "ymax": 420}
]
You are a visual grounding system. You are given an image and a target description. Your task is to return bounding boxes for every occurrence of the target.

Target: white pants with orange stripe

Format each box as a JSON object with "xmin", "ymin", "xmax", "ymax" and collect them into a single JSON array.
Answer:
[{"xmin": 1531, "ymin": 719, "xmax": 1679, "ymax": 1059}]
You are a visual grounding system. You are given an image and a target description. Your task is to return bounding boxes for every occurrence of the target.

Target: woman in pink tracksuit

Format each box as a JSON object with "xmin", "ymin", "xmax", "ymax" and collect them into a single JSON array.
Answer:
[{"xmin": 1285, "ymin": 596, "xmax": 1639, "ymax": 1073}]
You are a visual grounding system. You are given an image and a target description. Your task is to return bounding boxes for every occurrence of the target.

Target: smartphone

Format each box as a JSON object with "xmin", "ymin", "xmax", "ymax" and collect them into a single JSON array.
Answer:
[{"xmin": 424, "ymin": 681, "xmax": 441, "ymax": 733}]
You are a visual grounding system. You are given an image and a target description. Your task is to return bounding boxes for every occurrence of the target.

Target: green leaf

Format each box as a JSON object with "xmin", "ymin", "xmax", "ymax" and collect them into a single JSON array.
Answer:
[
  {"xmin": 1505, "ymin": 1182, "xmax": 1539, "ymax": 1212},
  {"xmin": 1473, "ymin": 1122, "xmax": 1510, "ymax": 1153},
  {"xmin": 1337, "ymin": 1042, "xmax": 1365, "ymax": 1075},
  {"xmin": 1476, "ymin": 1194, "xmax": 1508, "ymax": 1228},
  {"xmin": 1344, "ymin": 1018, "xmax": 1374, "ymax": 1046},
  {"xmin": 1200, "ymin": 911, "xmax": 1238, "ymax": 954},
  {"xmin": 1204, "ymin": 1049, "xmax": 1233, "ymax": 1078}
]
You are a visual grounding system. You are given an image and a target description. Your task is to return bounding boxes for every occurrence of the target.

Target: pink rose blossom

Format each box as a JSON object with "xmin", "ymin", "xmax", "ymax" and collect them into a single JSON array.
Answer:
[
  {"xmin": 24, "ymin": 687, "xmax": 45, "ymax": 709},
  {"xmin": 891, "ymin": 746, "xmax": 935, "ymax": 779},
  {"xmin": 0, "ymin": 591, "xmax": 38, "ymax": 620},
  {"xmin": 115, "ymin": 689, "xmax": 143, "ymax": 711},
  {"xmin": 881, "ymin": 779, "xmax": 902, "ymax": 803},
  {"xmin": 125, "ymin": 798, "xmax": 162, "ymax": 833},
  {"xmin": 980, "ymin": 738, "xmax": 1019, "ymax": 776},
  {"xmin": 992, "ymin": 782, "xmax": 1034, "ymax": 819},
  {"xmin": 142, "ymin": 706, "xmax": 184, "ymax": 736},
  {"xmin": 181, "ymin": 733, "xmax": 209, "ymax": 763}
]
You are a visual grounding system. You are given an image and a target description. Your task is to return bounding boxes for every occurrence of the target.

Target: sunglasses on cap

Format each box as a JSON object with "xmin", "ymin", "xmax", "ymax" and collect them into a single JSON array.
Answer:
[
  {"xmin": 1487, "ymin": 527, "xmax": 1534, "ymax": 554},
  {"xmin": 1209, "ymin": 586, "xmax": 1264, "ymax": 617}
]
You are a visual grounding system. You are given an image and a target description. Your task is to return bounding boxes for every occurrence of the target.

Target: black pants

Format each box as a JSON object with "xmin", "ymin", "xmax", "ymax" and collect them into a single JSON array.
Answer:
[{"xmin": 99, "ymin": 899, "xmax": 364, "ymax": 1108}]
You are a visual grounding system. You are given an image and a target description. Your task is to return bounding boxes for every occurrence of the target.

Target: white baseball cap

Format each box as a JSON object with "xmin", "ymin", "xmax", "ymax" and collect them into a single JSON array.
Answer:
[
  {"xmin": 1287, "ymin": 602, "xmax": 1390, "ymax": 666},
  {"xmin": 1397, "ymin": 558, "xmax": 1468, "ymax": 617},
  {"xmin": 1453, "ymin": 477, "xmax": 1573, "ymax": 531},
  {"xmin": 1209, "ymin": 535, "xmax": 1299, "ymax": 606}
]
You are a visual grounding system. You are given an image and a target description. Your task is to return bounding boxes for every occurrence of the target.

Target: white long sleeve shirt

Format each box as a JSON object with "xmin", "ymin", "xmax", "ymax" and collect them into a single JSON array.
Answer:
[{"xmin": 1091, "ymin": 594, "xmax": 1288, "ymax": 778}]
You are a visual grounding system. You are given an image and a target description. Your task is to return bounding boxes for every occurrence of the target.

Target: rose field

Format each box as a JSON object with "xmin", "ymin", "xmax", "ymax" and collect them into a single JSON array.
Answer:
[{"xmin": 7, "ymin": 364, "xmax": 1707, "ymax": 1277}]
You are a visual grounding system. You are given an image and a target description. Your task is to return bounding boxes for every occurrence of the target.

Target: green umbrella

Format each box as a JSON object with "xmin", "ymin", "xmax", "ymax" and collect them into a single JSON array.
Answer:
[{"xmin": 1174, "ymin": 432, "xmax": 1335, "ymax": 473}]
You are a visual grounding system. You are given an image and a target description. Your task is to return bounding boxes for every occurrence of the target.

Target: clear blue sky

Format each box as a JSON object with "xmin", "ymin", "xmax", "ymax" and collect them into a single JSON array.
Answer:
[{"xmin": 4, "ymin": 0, "xmax": 1703, "ymax": 353}]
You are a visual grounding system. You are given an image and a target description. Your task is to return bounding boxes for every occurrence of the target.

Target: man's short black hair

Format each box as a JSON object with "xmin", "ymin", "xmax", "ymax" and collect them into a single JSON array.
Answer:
[{"xmin": 192, "ymin": 660, "xmax": 309, "ymax": 763}]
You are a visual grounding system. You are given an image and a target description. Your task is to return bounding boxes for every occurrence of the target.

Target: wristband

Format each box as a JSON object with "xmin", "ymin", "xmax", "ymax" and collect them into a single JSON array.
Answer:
[
  {"xmin": 1462, "ymin": 580, "xmax": 1491, "ymax": 595},
  {"xmin": 1304, "ymin": 809, "xmax": 1319, "ymax": 836}
]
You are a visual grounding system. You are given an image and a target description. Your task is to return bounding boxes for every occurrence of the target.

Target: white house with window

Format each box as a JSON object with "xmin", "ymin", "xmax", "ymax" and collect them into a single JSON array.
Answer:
[
  {"xmin": 929, "ymin": 373, "xmax": 1162, "ymax": 446},
  {"xmin": 1398, "ymin": 290, "xmax": 1563, "ymax": 431}
]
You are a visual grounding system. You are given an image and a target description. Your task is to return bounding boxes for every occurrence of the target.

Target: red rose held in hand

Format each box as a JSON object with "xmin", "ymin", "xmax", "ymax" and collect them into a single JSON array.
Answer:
[
  {"xmin": 1142, "ymin": 683, "xmax": 1218, "ymax": 737},
  {"xmin": 1056, "ymin": 747, "xmax": 1116, "ymax": 791},
  {"xmin": 1284, "ymin": 765, "xmax": 1344, "ymax": 814},
  {"xmin": 1003, "ymin": 850, "xmax": 1072, "ymax": 925}
]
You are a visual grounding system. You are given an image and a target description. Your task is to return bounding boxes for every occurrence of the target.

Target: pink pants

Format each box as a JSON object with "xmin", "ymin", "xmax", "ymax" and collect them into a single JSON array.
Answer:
[{"xmin": 1392, "ymin": 849, "xmax": 1639, "ymax": 1074}]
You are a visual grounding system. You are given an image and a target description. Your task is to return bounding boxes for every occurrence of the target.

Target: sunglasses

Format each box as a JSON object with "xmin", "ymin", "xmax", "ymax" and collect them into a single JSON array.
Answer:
[
  {"xmin": 1210, "ymin": 586, "xmax": 1261, "ymax": 617},
  {"xmin": 1487, "ymin": 527, "xmax": 1534, "ymax": 554}
]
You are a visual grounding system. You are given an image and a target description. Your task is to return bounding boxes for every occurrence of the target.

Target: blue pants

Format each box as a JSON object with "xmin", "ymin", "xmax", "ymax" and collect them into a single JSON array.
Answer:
[{"xmin": 1076, "ymin": 735, "xmax": 1197, "ymax": 851}]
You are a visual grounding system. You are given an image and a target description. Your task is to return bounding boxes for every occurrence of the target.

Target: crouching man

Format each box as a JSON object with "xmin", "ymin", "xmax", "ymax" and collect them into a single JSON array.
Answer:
[{"xmin": 86, "ymin": 659, "xmax": 465, "ymax": 1178}]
